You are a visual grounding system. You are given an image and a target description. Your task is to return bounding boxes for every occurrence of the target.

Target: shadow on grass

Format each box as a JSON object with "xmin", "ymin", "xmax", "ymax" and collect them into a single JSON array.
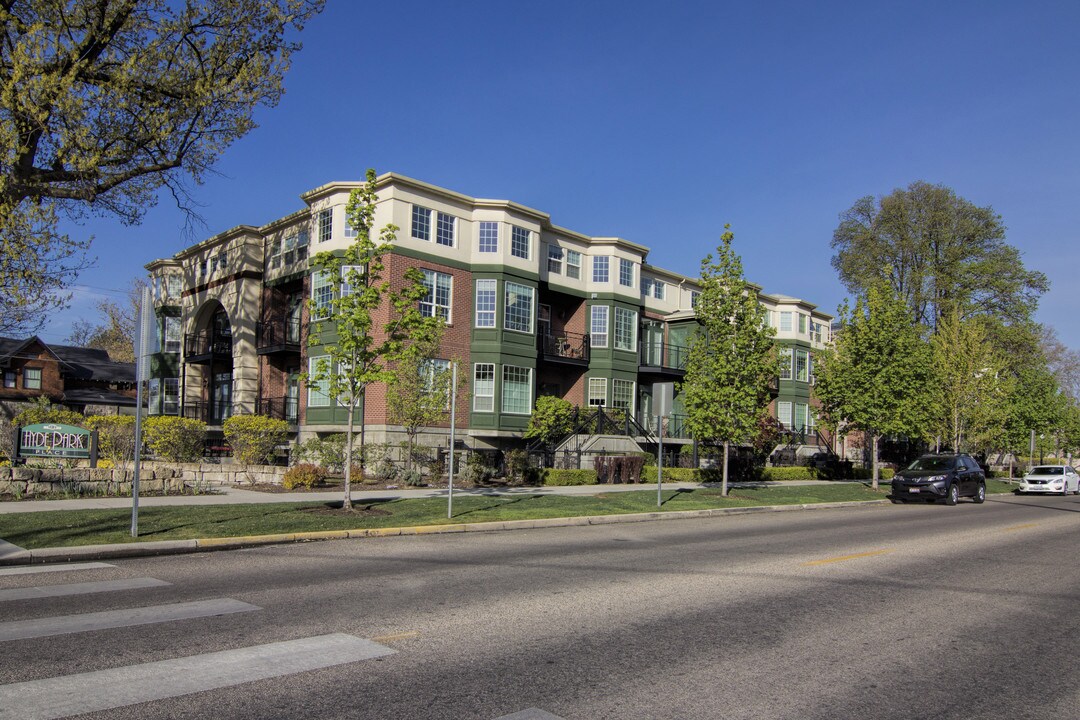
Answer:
[
  {"xmin": 450, "ymin": 494, "xmax": 539, "ymax": 519},
  {"xmin": 659, "ymin": 488, "xmax": 693, "ymax": 507}
]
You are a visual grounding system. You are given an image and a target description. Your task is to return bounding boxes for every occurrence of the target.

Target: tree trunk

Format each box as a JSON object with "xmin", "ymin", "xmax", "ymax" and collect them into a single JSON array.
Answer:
[
  {"xmin": 722, "ymin": 440, "xmax": 730, "ymax": 497},
  {"xmin": 871, "ymin": 433, "xmax": 880, "ymax": 491},
  {"xmin": 342, "ymin": 399, "xmax": 355, "ymax": 510}
]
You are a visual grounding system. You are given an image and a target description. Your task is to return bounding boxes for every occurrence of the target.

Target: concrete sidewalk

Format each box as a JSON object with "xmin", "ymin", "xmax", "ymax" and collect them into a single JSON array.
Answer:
[{"xmin": 0, "ymin": 479, "xmax": 850, "ymax": 514}]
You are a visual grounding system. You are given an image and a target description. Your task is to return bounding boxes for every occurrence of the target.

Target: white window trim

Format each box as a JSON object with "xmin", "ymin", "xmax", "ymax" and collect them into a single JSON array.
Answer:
[
  {"xmin": 307, "ymin": 356, "xmax": 331, "ymax": 407},
  {"xmin": 588, "ymin": 377, "xmax": 607, "ymax": 407},
  {"xmin": 501, "ymin": 365, "xmax": 533, "ymax": 415},
  {"xmin": 475, "ymin": 279, "xmax": 497, "ymax": 328},
  {"xmin": 590, "ymin": 305, "xmax": 609, "ymax": 348},
  {"xmin": 503, "ymin": 282, "xmax": 534, "ymax": 334},
  {"xmin": 474, "ymin": 363, "xmax": 495, "ymax": 412}
]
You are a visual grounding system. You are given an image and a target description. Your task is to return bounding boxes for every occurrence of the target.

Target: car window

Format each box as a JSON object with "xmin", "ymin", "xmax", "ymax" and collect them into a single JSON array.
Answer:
[
  {"xmin": 907, "ymin": 457, "xmax": 954, "ymax": 471},
  {"xmin": 1030, "ymin": 467, "xmax": 1064, "ymax": 476}
]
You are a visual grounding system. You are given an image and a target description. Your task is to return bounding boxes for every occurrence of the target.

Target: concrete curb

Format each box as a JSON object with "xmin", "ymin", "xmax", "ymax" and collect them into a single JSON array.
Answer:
[{"xmin": 0, "ymin": 499, "xmax": 891, "ymax": 565}]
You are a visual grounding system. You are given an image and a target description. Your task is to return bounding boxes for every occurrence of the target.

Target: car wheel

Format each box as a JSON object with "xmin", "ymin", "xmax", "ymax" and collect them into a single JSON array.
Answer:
[
  {"xmin": 890, "ymin": 498, "xmax": 906, "ymax": 504},
  {"xmin": 974, "ymin": 483, "xmax": 986, "ymax": 504},
  {"xmin": 1062, "ymin": 484, "xmax": 1069, "ymax": 497},
  {"xmin": 945, "ymin": 483, "xmax": 959, "ymax": 506}
]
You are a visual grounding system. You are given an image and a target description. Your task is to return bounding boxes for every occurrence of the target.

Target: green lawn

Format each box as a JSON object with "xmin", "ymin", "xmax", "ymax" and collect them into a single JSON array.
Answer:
[{"xmin": 0, "ymin": 484, "xmax": 895, "ymax": 549}]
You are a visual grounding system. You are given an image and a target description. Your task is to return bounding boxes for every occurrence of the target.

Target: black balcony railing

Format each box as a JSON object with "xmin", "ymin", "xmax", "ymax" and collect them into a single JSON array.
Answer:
[
  {"xmin": 256, "ymin": 396, "xmax": 299, "ymax": 424},
  {"xmin": 184, "ymin": 330, "xmax": 232, "ymax": 360},
  {"xmin": 538, "ymin": 331, "xmax": 590, "ymax": 364},
  {"xmin": 637, "ymin": 412, "xmax": 691, "ymax": 439},
  {"xmin": 256, "ymin": 319, "xmax": 301, "ymax": 352},
  {"xmin": 639, "ymin": 341, "xmax": 688, "ymax": 372},
  {"xmin": 181, "ymin": 400, "xmax": 234, "ymax": 425}
]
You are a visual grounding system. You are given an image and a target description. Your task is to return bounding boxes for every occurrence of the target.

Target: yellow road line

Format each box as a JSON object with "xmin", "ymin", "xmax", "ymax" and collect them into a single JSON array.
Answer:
[
  {"xmin": 803, "ymin": 549, "xmax": 894, "ymax": 566},
  {"xmin": 1004, "ymin": 522, "xmax": 1040, "ymax": 532},
  {"xmin": 371, "ymin": 631, "xmax": 420, "ymax": 644}
]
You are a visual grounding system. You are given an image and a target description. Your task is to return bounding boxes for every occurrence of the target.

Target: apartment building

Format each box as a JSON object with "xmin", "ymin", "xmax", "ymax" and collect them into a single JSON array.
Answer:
[{"xmin": 143, "ymin": 173, "xmax": 832, "ymax": 453}]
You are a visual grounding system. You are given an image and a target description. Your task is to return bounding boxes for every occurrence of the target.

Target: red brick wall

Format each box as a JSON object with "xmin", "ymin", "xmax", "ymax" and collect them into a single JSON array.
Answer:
[{"xmin": 0, "ymin": 342, "xmax": 63, "ymax": 402}]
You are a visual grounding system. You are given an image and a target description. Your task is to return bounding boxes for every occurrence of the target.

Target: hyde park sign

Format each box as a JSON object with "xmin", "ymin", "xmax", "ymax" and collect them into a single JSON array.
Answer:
[{"xmin": 16, "ymin": 423, "xmax": 98, "ymax": 463}]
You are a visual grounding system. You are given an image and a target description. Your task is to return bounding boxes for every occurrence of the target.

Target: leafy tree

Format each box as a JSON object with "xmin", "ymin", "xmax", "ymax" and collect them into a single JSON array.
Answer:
[
  {"xmin": 525, "ymin": 396, "xmax": 577, "ymax": 447},
  {"xmin": 930, "ymin": 310, "xmax": 1009, "ymax": 452},
  {"xmin": 1040, "ymin": 325, "xmax": 1080, "ymax": 402},
  {"xmin": 831, "ymin": 181, "xmax": 1048, "ymax": 330},
  {"xmin": 681, "ymin": 227, "xmax": 776, "ymax": 496},
  {"xmin": 387, "ymin": 330, "xmax": 464, "ymax": 473},
  {"xmin": 0, "ymin": 0, "xmax": 324, "ymax": 334},
  {"xmin": 222, "ymin": 414, "xmax": 289, "ymax": 466},
  {"xmin": 814, "ymin": 284, "xmax": 934, "ymax": 489},
  {"xmin": 304, "ymin": 169, "xmax": 443, "ymax": 510}
]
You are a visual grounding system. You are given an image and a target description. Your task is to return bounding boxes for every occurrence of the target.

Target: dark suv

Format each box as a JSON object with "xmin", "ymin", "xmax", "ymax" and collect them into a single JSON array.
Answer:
[{"xmin": 890, "ymin": 453, "xmax": 987, "ymax": 505}]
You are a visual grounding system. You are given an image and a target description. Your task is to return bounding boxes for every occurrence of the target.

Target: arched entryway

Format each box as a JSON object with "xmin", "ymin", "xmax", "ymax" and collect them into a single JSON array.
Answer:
[{"xmin": 184, "ymin": 301, "xmax": 234, "ymax": 425}]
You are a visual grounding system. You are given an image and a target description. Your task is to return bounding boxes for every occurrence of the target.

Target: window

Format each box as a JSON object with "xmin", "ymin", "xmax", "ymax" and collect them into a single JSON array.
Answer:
[
  {"xmin": 619, "ymin": 258, "xmax": 634, "ymax": 287},
  {"xmin": 163, "ymin": 316, "xmax": 180, "ymax": 353},
  {"xmin": 614, "ymin": 307, "xmax": 636, "ymax": 351},
  {"xmin": 690, "ymin": 291, "xmax": 700, "ymax": 309},
  {"xmin": 271, "ymin": 232, "xmax": 308, "ymax": 268},
  {"xmin": 420, "ymin": 270, "xmax": 452, "ymax": 321},
  {"xmin": 23, "ymin": 367, "xmax": 41, "ymax": 390},
  {"xmin": 474, "ymin": 364, "xmax": 495, "ymax": 412},
  {"xmin": 779, "ymin": 348, "xmax": 793, "ymax": 380},
  {"xmin": 779, "ymin": 311, "xmax": 793, "ymax": 332},
  {"xmin": 810, "ymin": 321, "xmax": 823, "ymax": 344},
  {"xmin": 511, "ymin": 226, "xmax": 530, "ymax": 259},
  {"xmin": 199, "ymin": 259, "xmax": 207, "ymax": 278},
  {"xmin": 612, "ymin": 379, "xmax": 635, "ymax": 412},
  {"xmin": 795, "ymin": 349, "xmax": 808, "ymax": 382},
  {"xmin": 590, "ymin": 305, "xmax": 609, "ymax": 348},
  {"xmin": 478, "ymin": 221, "xmax": 498, "ymax": 253},
  {"xmin": 307, "ymin": 356, "xmax": 331, "ymax": 407},
  {"xmin": 807, "ymin": 406, "xmax": 817, "ymax": 430},
  {"xmin": 166, "ymin": 275, "xmax": 183, "ymax": 300},
  {"xmin": 475, "ymin": 279, "xmax": 496, "ymax": 328},
  {"xmin": 3, "ymin": 370, "xmax": 15, "ymax": 388},
  {"xmin": 411, "ymin": 205, "xmax": 431, "ymax": 241},
  {"xmin": 318, "ymin": 208, "xmax": 333, "ymax": 243},
  {"xmin": 547, "ymin": 245, "xmax": 563, "ymax": 275},
  {"xmin": 148, "ymin": 378, "xmax": 160, "ymax": 415},
  {"xmin": 592, "ymin": 256, "xmax": 609, "ymax": 283},
  {"xmin": 501, "ymin": 365, "xmax": 532, "ymax": 414},
  {"xmin": 566, "ymin": 250, "xmax": 582, "ymax": 279},
  {"xmin": 163, "ymin": 378, "xmax": 179, "ymax": 415},
  {"xmin": 436, "ymin": 212, "xmax": 455, "ymax": 247},
  {"xmin": 799, "ymin": 313, "xmax": 807, "ymax": 334},
  {"xmin": 344, "ymin": 207, "xmax": 357, "ymax": 238},
  {"xmin": 641, "ymin": 277, "xmax": 665, "ymax": 300},
  {"xmin": 794, "ymin": 403, "xmax": 808, "ymax": 431},
  {"xmin": 504, "ymin": 282, "xmax": 534, "ymax": 333},
  {"xmin": 311, "ymin": 271, "xmax": 333, "ymax": 320},
  {"xmin": 777, "ymin": 401, "xmax": 793, "ymax": 429},
  {"xmin": 807, "ymin": 354, "xmax": 815, "ymax": 385},
  {"xmin": 421, "ymin": 359, "xmax": 451, "ymax": 397},
  {"xmin": 588, "ymin": 377, "xmax": 607, "ymax": 407},
  {"xmin": 340, "ymin": 264, "xmax": 365, "ymax": 297}
]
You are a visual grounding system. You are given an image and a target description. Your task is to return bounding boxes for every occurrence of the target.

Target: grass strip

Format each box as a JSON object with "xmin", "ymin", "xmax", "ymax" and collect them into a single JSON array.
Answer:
[{"xmin": 0, "ymin": 480, "xmax": 1015, "ymax": 550}]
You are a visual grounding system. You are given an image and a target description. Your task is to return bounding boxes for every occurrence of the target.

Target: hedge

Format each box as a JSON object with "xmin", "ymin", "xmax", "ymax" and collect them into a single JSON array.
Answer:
[
  {"xmin": 542, "ymin": 469, "xmax": 598, "ymax": 486},
  {"xmin": 640, "ymin": 466, "xmax": 698, "ymax": 482}
]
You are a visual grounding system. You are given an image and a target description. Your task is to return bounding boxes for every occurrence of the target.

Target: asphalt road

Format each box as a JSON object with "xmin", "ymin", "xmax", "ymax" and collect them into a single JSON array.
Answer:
[{"xmin": 2, "ymin": 492, "xmax": 1079, "ymax": 719}]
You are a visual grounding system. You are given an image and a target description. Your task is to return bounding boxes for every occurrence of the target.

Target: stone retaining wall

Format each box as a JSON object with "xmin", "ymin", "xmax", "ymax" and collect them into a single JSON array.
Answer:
[{"xmin": 0, "ymin": 462, "xmax": 288, "ymax": 496}]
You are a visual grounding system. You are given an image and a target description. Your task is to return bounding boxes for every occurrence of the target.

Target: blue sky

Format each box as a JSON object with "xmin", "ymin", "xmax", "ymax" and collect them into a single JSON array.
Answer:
[{"xmin": 44, "ymin": 0, "xmax": 1080, "ymax": 348}]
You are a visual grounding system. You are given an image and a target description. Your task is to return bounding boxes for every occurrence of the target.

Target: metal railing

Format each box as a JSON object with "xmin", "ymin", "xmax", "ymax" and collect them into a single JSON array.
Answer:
[
  {"xmin": 181, "ymin": 400, "xmax": 234, "ymax": 425},
  {"xmin": 637, "ymin": 412, "xmax": 690, "ymax": 439},
  {"xmin": 256, "ymin": 396, "xmax": 299, "ymax": 424},
  {"xmin": 256, "ymin": 319, "xmax": 301, "ymax": 349},
  {"xmin": 538, "ymin": 331, "xmax": 590, "ymax": 362},
  {"xmin": 639, "ymin": 341, "xmax": 688, "ymax": 371},
  {"xmin": 184, "ymin": 330, "xmax": 232, "ymax": 358}
]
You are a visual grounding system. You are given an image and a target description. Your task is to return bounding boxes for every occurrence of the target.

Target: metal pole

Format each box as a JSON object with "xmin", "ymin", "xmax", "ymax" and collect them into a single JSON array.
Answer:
[
  {"xmin": 448, "ymin": 361, "xmax": 457, "ymax": 519},
  {"xmin": 657, "ymin": 414, "xmax": 664, "ymax": 507},
  {"xmin": 131, "ymin": 379, "xmax": 143, "ymax": 537}
]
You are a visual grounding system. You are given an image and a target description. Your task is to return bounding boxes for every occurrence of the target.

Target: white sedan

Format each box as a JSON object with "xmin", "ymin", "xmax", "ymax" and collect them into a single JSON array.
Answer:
[{"xmin": 1017, "ymin": 465, "xmax": 1080, "ymax": 495}]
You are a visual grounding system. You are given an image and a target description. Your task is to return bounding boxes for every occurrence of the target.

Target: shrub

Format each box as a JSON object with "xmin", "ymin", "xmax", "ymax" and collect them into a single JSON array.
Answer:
[
  {"xmin": 84, "ymin": 415, "xmax": 137, "ymax": 464},
  {"xmin": 593, "ymin": 455, "xmax": 646, "ymax": 483},
  {"xmin": 13, "ymin": 397, "xmax": 85, "ymax": 428},
  {"xmin": 401, "ymin": 468, "xmax": 424, "ymax": 487},
  {"xmin": 292, "ymin": 434, "xmax": 347, "ymax": 471},
  {"xmin": 542, "ymin": 469, "xmax": 598, "ymax": 486},
  {"xmin": 762, "ymin": 466, "xmax": 818, "ymax": 481},
  {"xmin": 851, "ymin": 466, "xmax": 894, "ymax": 480},
  {"xmin": 505, "ymin": 448, "xmax": 535, "ymax": 483},
  {"xmin": 461, "ymin": 452, "xmax": 497, "ymax": 485},
  {"xmin": 223, "ymin": 415, "xmax": 289, "ymax": 466},
  {"xmin": 144, "ymin": 416, "xmax": 206, "ymax": 462},
  {"xmin": 524, "ymin": 396, "xmax": 576, "ymax": 446},
  {"xmin": 641, "ymin": 466, "xmax": 699, "ymax": 482},
  {"xmin": 283, "ymin": 463, "xmax": 327, "ymax": 490}
]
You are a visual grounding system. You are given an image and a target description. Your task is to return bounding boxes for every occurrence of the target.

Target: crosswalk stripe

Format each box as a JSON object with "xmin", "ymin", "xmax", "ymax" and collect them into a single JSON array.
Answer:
[
  {"xmin": 0, "ymin": 633, "xmax": 395, "ymax": 720},
  {"xmin": 0, "ymin": 577, "xmax": 171, "ymax": 603},
  {"xmin": 0, "ymin": 562, "xmax": 115, "ymax": 576},
  {"xmin": 0, "ymin": 598, "xmax": 259, "ymax": 642}
]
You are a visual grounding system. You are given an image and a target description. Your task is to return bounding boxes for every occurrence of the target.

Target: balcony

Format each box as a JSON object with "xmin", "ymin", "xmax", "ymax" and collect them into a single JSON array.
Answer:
[
  {"xmin": 184, "ymin": 331, "xmax": 232, "ymax": 364},
  {"xmin": 538, "ymin": 331, "xmax": 590, "ymax": 366},
  {"xmin": 181, "ymin": 400, "xmax": 234, "ymax": 425},
  {"xmin": 637, "ymin": 412, "xmax": 691, "ymax": 439},
  {"xmin": 256, "ymin": 396, "xmax": 299, "ymax": 425},
  {"xmin": 256, "ymin": 319, "xmax": 301, "ymax": 355},
  {"xmin": 638, "ymin": 341, "xmax": 688, "ymax": 377}
]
